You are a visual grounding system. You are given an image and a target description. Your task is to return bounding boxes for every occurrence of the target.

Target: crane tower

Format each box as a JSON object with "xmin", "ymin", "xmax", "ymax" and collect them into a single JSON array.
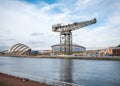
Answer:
[{"xmin": 52, "ymin": 18, "xmax": 96, "ymax": 55}]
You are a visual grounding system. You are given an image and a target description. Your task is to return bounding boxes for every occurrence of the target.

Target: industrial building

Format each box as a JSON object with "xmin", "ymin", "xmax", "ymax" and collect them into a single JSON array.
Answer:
[
  {"xmin": 51, "ymin": 44, "xmax": 86, "ymax": 54},
  {"xmin": 8, "ymin": 43, "xmax": 31, "ymax": 55}
]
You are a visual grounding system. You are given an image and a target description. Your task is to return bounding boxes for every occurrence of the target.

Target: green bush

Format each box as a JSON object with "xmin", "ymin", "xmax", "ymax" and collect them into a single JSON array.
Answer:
[{"xmin": 0, "ymin": 83, "xmax": 3, "ymax": 86}]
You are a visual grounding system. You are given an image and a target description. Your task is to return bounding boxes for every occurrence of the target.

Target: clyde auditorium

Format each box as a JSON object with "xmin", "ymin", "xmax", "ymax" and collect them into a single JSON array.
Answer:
[
  {"xmin": 51, "ymin": 44, "xmax": 86, "ymax": 53},
  {"xmin": 8, "ymin": 43, "xmax": 31, "ymax": 55}
]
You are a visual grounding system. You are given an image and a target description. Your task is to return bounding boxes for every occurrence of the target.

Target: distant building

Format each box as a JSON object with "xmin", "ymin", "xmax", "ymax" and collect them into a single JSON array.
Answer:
[
  {"xmin": 8, "ymin": 43, "xmax": 31, "ymax": 55},
  {"xmin": 98, "ymin": 49, "xmax": 109, "ymax": 56},
  {"xmin": 98, "ymin": 44, "xmax": 120, "ymax": 56},
  {"xmin": 108, "ymin": 44, "xmax": 120, "ymax": 56},
  {"xmin": 51, "ymin": 44, "xmax": 86, "ymax": 54},
  {"xmin": 0, "ymin": 50, "xmax": 8, "ymax": 55},
  {"xmin": 38, "ymin": 50, "xmax": 52, "ymax": 55},
  {"xmin": 86, "ymin": 50, "xmax": 99, "ymax": 56},
  {"xmin": 31, "ymin": 50, "xmax": 39, "ymax": 55}
]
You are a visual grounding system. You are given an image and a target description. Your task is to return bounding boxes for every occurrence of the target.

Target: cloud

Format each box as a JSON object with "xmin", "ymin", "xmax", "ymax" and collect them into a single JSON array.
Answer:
[
  {"xmin": 29, "ymin": 40, "xmax": 45, "ymax": 44},
  {"xmin": 31, "ymin": 33, "xmax": 44, "ymax": 36},
  {"xmin": 0, "ymin": 46, "xmax": 8, "ymax": 51},
  {"xmin": 73, "ymin": 15, "xmax": 120, "ymax": 49},
  {"xmin": 0, "ymin": 37, "xmax": 15, "ymax": 50},
  {"xmin": 0, "ymin": 0, "xmax": 120, "ymax": 50},
  {"xmin": 28, "ymin": 40, "xmax": 49, "ymax": 50}
]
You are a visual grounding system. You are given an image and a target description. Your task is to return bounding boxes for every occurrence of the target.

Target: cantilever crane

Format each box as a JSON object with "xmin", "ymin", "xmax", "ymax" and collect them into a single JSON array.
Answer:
[{"xmin": 52, "ymin": 18, "xmax": 96, "ymax": 55}]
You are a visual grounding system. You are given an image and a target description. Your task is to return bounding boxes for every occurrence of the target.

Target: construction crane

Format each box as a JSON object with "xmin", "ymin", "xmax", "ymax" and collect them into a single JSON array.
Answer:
[{"xmin": 52, "ymin": 18, "xmax": 96, "ymax": 55}]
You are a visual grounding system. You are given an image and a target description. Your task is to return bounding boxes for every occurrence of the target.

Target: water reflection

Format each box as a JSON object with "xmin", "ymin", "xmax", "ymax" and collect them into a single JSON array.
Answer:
[
  {"xmin": 0, "ymin": 57, "xmax": 120, "ymax": 86},
  {"xmin": 60, "ymin": 59, "xmax": 73, "ymax": 83}
]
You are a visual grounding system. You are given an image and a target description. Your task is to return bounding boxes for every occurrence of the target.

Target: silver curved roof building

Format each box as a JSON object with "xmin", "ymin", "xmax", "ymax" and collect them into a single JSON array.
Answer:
[
  {"xmin": 8, "ymin": 43, "xmax": 31, "ymax": 55},
  {"xmin": 51, "ymin": 44, "xmax": 86, "ymax": 53}
]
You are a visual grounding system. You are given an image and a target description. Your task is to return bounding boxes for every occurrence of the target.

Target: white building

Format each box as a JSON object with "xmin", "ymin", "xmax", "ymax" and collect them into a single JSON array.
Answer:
[{"xmin": 8, "ymin": 43, "xmax": 31, "ymax": 55}]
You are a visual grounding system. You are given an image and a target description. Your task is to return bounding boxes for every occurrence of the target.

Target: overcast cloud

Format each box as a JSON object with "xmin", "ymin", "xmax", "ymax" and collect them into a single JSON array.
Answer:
[{"xmin": 0, "ymin": 0, "xmax": 120, "ymax": 50}]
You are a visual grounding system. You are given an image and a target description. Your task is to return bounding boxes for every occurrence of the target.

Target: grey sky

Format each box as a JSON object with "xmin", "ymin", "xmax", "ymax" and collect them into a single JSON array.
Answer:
[{"xmin": 0, "ymin": 0, "xmax": 120, "ymax": 50}]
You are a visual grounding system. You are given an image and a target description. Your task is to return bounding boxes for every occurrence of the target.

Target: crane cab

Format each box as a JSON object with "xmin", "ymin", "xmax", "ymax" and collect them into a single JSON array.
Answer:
[{"xmin": 52, "ymin": 24, "xmax": 61, "ymax": 32}]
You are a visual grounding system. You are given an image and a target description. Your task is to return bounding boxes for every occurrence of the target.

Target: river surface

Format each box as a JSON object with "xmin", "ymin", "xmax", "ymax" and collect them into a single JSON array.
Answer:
[{"xmin": 0, "ymin": 56, "xmax": 120, "ymax": 86}]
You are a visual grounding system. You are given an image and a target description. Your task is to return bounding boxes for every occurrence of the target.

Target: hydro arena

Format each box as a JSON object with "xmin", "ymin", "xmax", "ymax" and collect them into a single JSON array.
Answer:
[{"xmin": 51, "ymin": 44, "xmax": 86, "ymax": 53}]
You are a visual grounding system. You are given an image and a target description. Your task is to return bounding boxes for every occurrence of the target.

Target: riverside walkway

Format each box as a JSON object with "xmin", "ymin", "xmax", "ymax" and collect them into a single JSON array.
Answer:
[
  {"xmin": 0, "ymin": 73, "xmax": 48, "ymax": 86},
  {"xmin": 1, "ymin": 55, "xmax": 120, "ymax": 61}
]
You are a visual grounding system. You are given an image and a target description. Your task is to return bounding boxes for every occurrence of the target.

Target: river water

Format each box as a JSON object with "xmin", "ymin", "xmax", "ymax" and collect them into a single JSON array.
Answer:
[{"xmin": 0, "ymin": 56, "xmax": 120, "ymax": 86}]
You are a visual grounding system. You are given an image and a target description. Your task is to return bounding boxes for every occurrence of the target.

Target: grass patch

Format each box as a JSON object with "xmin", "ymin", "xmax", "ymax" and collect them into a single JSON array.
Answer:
[{"xmin": 0, "ymin": 83, "xmax": 3, "ymax": 86}]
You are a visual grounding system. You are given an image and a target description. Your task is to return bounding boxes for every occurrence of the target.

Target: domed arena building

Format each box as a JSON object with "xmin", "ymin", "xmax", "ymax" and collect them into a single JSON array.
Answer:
[
  {"xmin": 51, "ymin": 44, "xmax": 86, "ymax": 54},
  {"xmin": 8, "ymin": 43, "xmax": 31, "ymax": 55}
]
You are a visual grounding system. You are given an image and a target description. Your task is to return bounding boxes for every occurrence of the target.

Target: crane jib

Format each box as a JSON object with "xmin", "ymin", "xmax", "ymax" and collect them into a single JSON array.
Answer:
[{"xmin": 52, "ymin": 18, "xmax": 96, "ymax": 32}]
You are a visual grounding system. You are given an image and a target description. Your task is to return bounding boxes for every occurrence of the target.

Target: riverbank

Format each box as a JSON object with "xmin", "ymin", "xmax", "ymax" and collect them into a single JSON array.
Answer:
[
  {"xmin": 0, "ymin": 55, "xmax": 120, "ymax": 61},
  {"xmin": 0, "ymin": 73, "xmax": 49, "ymax": 86}
]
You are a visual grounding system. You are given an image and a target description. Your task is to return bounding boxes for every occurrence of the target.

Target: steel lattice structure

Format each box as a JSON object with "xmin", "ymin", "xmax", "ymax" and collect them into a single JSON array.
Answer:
[{"xmin": 52, "ymin": 18, "xmax": 96, "ymax": 55}]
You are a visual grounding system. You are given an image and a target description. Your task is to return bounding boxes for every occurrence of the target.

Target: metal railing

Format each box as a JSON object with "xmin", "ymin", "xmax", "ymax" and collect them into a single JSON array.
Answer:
[{"xmin": 0, "ymin": 70, "xmax": 83, "ymax": 86}]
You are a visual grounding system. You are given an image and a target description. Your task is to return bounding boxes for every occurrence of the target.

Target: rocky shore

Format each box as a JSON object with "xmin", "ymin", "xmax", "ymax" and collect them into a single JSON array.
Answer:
[{"xmin": 0, "ymin": 73, "xmax": 49, "ymax": 86}]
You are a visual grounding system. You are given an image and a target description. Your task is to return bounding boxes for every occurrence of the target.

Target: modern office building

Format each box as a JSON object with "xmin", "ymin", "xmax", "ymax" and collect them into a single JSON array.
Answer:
[{"xmin": 8, "ymin": 43, "xmax": 31, "ymax": 55}]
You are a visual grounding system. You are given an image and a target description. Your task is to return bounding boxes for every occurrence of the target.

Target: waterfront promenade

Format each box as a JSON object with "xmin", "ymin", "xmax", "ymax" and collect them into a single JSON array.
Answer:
[
  {"xmin": 0, "ymin": 73, "xmax": 48, "ymax": 86},
  {"xmin": 0, "ymin": 55, "xmax": 120, "ymax": 61}
]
